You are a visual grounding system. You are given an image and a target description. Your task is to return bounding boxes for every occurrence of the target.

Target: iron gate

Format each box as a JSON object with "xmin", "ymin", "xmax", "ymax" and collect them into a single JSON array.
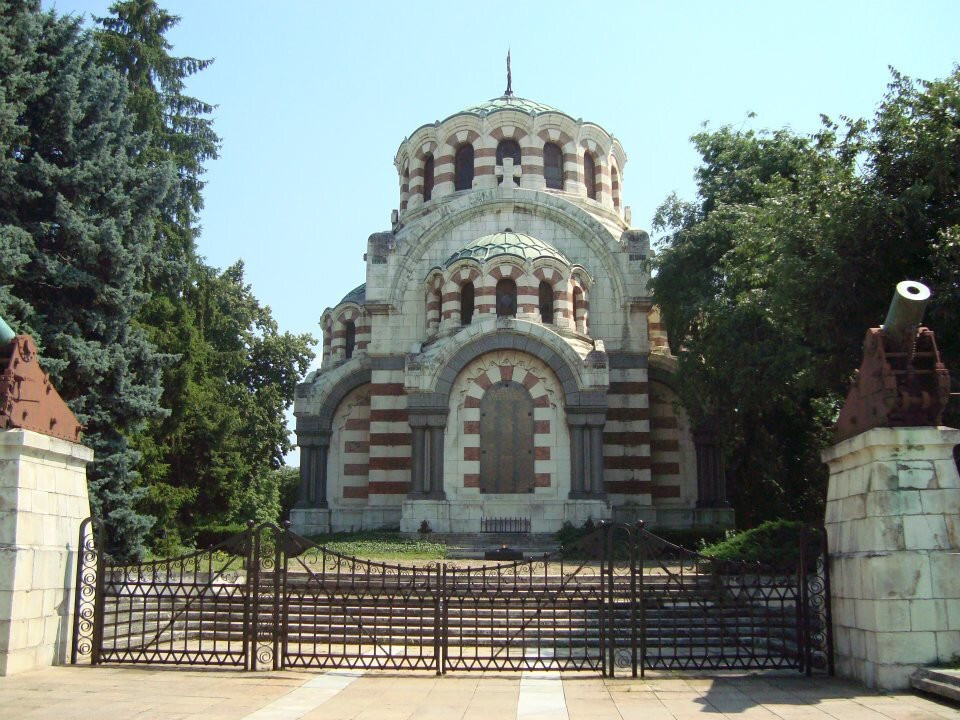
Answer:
[{"xmin": 72, "ymin": 520, "xmax": 833, "ymax": 676}]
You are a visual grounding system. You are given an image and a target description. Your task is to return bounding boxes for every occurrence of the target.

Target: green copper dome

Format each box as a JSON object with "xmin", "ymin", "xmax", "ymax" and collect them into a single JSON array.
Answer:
[
  {"xmin": 459, "ymin": 95, "xmax": 559, "ymax": 116},
  {"xmin": 446, "ymin": 231, "xmax": 570, "ymax": 267}
]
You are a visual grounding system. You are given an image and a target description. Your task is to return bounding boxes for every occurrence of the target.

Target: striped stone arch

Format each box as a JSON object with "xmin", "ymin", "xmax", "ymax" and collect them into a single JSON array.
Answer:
[
  {"xmin": 537, "ymin": 128, "xmax": 578, "ymax": 186},
  {"xmin": 441, "ymin": 263, "xmax": 482, "ymax": 324},
  {"xmin": 441, "ymin": 128, "xmax": 481, "ymax": 150},
  {"xmin": 489, "ymin": 126, "xmax": 529, "ymax": 142},
  {"xmin": 428, "ymin": 329, "xmax": 591, "ymax": 408},
  {"xmin": 301, "ymin": 366, "xmax": 373, "ymax": 436},
  {"xmin": 387, "ymin": 190, "xmax": 630, "ymax": 311},
  {"xmin": 424, "ymin": 269, "xmax": 444, "ymax": 335},
  {"xmin": 457, "ymin": 356, "xmax": 558, "ymax": 490},
  {"xmin": 330, "ymin": 304, "xmax": 369, "ymax": 359},
  {"xmin": 411, "ymin": 141, "xmax": 439, "ymax": 202},
  {"xmin": 579, "ymin": 137, "xmax": 607, "ymax": 202},
  {"xmin": 295, "ymin": 365, "xmax": 373, "ymax": 509},
  {"xmin": 400, "ymin": 162, "xmax": 410, "ymax": 211},
  {"xmin": 533, "ymin": 264, "xmax": 572, "ymax": 325}
]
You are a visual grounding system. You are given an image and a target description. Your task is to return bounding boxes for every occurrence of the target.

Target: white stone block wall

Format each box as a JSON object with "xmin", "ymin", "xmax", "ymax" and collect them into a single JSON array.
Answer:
[
  {"xmin": 0, "ymin": 429, "xmax": 92, "ymax": 676},
  {"xmin": 823, "ymin": 426, "xmax": 960, "ymax": 690}
]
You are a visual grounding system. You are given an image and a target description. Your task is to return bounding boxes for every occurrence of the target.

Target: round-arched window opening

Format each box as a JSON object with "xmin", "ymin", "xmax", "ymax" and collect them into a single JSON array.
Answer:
[
  {"xmin": 496, "ymin": 140, "xmax": 522, "ymax": 185},
  {"xmin": 461, "ymin": 281, "xmax": 475, "ymax": 325},
  {"xmin": 539, "ymin": 281, "xmax": 554, "ymax": 324},
  {"xmin": 423, "ymin": 154, "xmax": 435, "ymax": 201},
  {"xmin": 496, "ymin": 278, "xmax": 517, "ymax": 317},
  {"xmin": 454, "ymin": 144, "xmax": 474, "ymax": 191},
  {"xmin": 344, "ymin": 320, "xmax": 356, "ymax": 359},
  {"xmin": 544, "ymin": 143, "xmax": 564, "ymax": 190},
  {"xmin": 584, "ymin": 152, "xmax": 597, "ymax": 200}
]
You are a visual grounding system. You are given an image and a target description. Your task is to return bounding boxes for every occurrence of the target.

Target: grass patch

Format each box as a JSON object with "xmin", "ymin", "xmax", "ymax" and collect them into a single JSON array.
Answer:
[{"xmin": 304, "ymin": 531, "xmax": 448, "ymax": 560}]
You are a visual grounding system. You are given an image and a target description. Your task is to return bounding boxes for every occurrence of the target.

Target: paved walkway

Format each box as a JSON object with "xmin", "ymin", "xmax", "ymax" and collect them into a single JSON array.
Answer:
[{"xmin": 1, "ymin": 666, "xmax": 957, "ymax": 719}]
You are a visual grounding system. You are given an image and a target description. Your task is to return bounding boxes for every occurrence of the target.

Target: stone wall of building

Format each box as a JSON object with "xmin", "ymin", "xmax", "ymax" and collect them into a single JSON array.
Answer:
[{"xmin": 0, "ymin": 430, "xmax": 92, "ymax": 676}]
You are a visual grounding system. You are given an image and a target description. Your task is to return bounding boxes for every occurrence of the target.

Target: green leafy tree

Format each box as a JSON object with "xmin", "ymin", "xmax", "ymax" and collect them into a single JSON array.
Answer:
[
  {"xmin": 0, "ymin": 0, "xmax": 173, "ymax": 557},
  {"xmin": 652, "ymin": 66, "xmax": 960, "ymax": 525},
  {"xmin": 139, "ymin": 262, "xmax": 314, "ymax": 535}
]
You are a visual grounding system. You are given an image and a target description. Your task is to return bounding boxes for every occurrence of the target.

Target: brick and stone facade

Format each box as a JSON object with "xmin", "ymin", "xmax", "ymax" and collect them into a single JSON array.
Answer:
[{"xmin": 292, "ymin": 92, "xmax": 732, "ymax": 534}]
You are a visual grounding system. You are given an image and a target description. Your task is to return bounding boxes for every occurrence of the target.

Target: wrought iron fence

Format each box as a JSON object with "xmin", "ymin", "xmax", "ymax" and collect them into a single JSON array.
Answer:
[
  {"xmin": 72, "ymin": 520, "xmax": 833, "ymax": 676},
  {"xmin": 480, "ymin": 516, "xmax": 531, "ymax": 533}
]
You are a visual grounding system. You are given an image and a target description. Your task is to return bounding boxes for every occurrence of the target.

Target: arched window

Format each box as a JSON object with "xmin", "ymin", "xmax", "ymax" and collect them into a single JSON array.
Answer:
[
  {"xmin": 454, "ymin": 144, "xmax": 474, "ymax": 191},
  {"xmin": 496, "ymin": 139, "xmax": 521, "ymax": 185},
  {"xmin": 344, "ymin": 320, "xmax": 356, "ymax": 359},
  {"xmin": 538, "ymin": 281, "xmax": 554, "ymax": 324},
  {"xmin": 572, "ymin": 287, "xmax": 583, "ymax": 332},
  {"xmin": 611, "ymin": 164, "xmax": 621, "ymax": 209},
  {"xmin": 423, "ymin": 154, "xmax": 434, "ymax": 201},
  {"xmin": 495, "ymin": 278, "xmax": 517, "ymax": 317},
  {"xmin": 583, "ymin": 152, "xmax": 597, "ymax": 200},
  {"xmin": 543, "ymin": 143, "xmax": 564, "ymax": 190},
  {"xmin": 460, "ymin": 281, "xmax": 474, "ymax": 325}
]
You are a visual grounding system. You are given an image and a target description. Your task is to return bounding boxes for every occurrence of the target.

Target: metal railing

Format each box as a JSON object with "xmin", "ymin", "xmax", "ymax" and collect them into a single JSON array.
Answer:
[
  {"xmin": 480, "ymin": 516, "xmax": 531, "ymax": 533},
  {"xmin": 72, "ymin": 520, "xmax": 833, "ymax": 677}
]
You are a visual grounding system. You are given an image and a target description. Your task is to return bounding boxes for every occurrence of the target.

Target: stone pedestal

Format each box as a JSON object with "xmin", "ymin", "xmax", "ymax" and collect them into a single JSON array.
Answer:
[
  {"xmin": 823, "ymin": 426, "xmax": 960, "ymax": 690},
  {"xmin": 400, "ymin": 499, "xmax": 451, "ymax": 533},
  {"xmin": 0, "ymin": 430, "xmax": 92, "ymax": 676},
  {"xmin": 290, "ymin": 507, "xmax": 331, "ymax": 536}
]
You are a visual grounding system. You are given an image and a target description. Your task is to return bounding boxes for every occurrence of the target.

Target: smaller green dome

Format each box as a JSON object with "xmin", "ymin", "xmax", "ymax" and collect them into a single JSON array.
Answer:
[
  {"xmin": 459, "ymin": 95, "xmax": 559, "ymax": 116},
  {"xmin": 446, "ymin": 231, "xmax": 570, "ymax": 267}
]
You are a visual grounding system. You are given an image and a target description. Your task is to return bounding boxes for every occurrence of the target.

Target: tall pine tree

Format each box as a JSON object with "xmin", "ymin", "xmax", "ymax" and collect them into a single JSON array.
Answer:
[
  {"xmin": 0, "ymin": 0, "xmax": 172, "ymax": 557},
  {"xmin": 93, "ymin": 2, "xmax": 314, "ymax": 542}
]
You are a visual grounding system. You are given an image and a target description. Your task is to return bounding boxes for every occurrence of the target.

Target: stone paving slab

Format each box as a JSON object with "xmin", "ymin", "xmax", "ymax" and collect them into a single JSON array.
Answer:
[{"xmin": 0, "ymin": 666, "xmax": 958, "ymax": 719}]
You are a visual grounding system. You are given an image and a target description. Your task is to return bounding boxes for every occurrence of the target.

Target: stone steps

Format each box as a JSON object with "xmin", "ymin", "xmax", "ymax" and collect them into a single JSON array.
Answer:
[
  {"xmin": 427, "ymin": 533, "xmax": 561, "ymax": 558},
  {"xmin": 911, "ymin": 668, "xmax": 960, "ymax": 703}
]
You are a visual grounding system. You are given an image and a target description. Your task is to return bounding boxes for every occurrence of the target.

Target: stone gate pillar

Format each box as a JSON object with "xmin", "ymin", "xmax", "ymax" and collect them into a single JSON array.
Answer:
[
  {"xmin": 0, "ymin": 429, "xmax": 93, "ymax": 676},
  {"xmin": 823, "ymin": 426, "xmax": 960, "ymax": 690}
]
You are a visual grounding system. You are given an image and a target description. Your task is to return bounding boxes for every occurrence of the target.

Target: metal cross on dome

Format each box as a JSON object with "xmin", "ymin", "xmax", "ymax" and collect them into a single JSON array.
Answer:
[
  {"xmin": 504, "ymin": 48, "xmax": 513, "ymax": 97},
  {"xmin": 495, "ymin": 157, "xmax": 522, "ymax": 189}
]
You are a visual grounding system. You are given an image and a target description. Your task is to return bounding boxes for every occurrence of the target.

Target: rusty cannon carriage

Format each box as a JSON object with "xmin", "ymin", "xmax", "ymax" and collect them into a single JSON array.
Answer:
[
  {"xmin": 0, "ymin": 317, "xmax": 82, "ymax": 442},
  {"xmin": 835, "ymin": 280, "xmax": 951, "ymax": 442}
]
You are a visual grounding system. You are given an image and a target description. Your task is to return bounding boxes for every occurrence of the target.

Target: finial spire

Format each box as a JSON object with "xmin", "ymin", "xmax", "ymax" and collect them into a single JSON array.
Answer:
[{"xmin": 504, "ymin": 48, "xmax": 513, "ymax": 97}]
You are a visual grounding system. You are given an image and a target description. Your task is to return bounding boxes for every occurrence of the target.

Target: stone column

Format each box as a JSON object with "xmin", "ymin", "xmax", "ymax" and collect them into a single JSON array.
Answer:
[
  {"xmin": 428, "ymin": 424, "xmax": 445, "ymax": 499},
  {"xmin": 568, "ymin": 418, "xmax": 586, "ymax": 498},
  {"xmin": 588, "ymin": 421, "xmax": 606, "ymax": 497},
  {"xmin": 291, "ymin": 418, "xmax": 332, "ymax": 535},
  {"xmin": 295, "ymin": 430, "xmax": 330, "ymax": 508},
  {"xmin": 408, "ymin": 418, "xmax": 427, "ymax": 497},
  {"xmin": 401, "ymin": 402, "xmax": 450, "ymax": 533},
  {"xmin": 823, "ymin": 426, "xmax": 960, "ymax": 690},
  {"xmin": 0, "ymin": 429, "xmax": 93, "ymax": 676}
]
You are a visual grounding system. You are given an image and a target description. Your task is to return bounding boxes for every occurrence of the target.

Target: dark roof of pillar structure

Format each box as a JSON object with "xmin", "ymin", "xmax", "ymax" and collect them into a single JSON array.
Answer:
[{"xmin": 337, "ymin": 283, "xmax": 366, "ymax": 307}]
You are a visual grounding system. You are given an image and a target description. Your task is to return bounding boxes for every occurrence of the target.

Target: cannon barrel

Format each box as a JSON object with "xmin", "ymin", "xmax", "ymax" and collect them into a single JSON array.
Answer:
[
  {"xmin": 881, "ymin": 280, "xmax": 931, "ymax": 343},
  {"xmin": 0, "ymin": 317, "xmax": 14, "ymax": 344}
]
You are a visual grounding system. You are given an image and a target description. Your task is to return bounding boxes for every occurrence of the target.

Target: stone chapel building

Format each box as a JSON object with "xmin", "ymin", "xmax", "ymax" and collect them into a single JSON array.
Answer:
[{"xmin": 291, "ymin": 89, "xmax": 732, "ymax": 535}]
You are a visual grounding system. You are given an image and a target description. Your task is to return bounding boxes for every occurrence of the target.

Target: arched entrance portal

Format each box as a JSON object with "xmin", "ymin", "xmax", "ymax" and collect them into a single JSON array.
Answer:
[{"xmin": 479, "ymin": 381, "xmax": 534, "ymax": 494}]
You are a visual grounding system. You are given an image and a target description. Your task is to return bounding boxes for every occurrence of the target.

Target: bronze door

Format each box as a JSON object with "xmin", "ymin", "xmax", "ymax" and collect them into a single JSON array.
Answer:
[{"xmin": 479, "ymin": 381, "xmax": 534, "ymax": 493}]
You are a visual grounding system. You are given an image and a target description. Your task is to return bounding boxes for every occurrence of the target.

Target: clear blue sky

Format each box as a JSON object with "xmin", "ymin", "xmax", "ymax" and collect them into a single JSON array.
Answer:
[{"xmin": 43, "ymin": 0, "xmax": 960, "ymax": 461}]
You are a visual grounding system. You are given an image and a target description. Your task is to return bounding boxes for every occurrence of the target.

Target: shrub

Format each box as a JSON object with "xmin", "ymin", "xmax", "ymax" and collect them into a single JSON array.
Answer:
[
  {"xmin": 193, "ymin": 523, "xmax": 248, "ymax": 550},
  {"xmin": 698, "ymin": 519, "xmax": 805, "ymax": 568}
]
